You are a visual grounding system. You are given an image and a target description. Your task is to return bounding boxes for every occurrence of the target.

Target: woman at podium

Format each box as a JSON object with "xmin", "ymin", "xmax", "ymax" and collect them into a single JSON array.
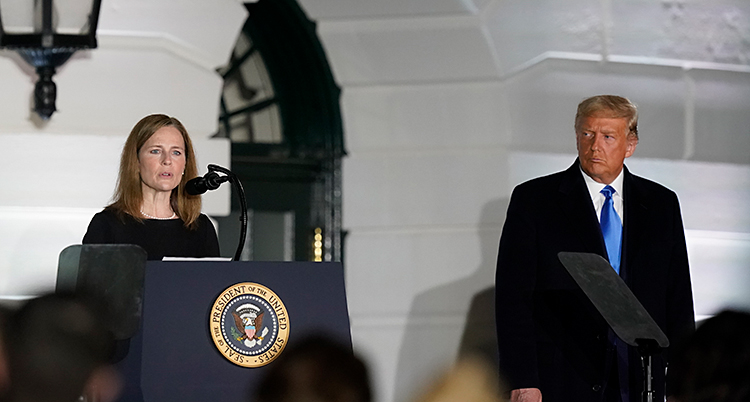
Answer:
[{"xmin": 83, "ymin": 114, "xmax": 220, "ymax": 260}]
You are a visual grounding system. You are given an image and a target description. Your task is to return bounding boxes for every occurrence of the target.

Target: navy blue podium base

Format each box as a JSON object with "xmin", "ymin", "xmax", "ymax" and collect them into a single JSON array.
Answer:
[{"xmin": 116, "ymin": 261, "xmax": 351, "ymax": 402}]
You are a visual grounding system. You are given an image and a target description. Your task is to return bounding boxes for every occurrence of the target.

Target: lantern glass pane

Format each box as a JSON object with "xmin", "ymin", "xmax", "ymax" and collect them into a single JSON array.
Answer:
[
  {"xmin": 0, "ymin": 0, "xmax": 95, "ymax": 35},
  {"xmin": 55, "ymin": 0, "xmax": 95, "ymax": 34},
  {"xmin": 0, "ymin": 0, "xmax": 36, "ymax": 34}
]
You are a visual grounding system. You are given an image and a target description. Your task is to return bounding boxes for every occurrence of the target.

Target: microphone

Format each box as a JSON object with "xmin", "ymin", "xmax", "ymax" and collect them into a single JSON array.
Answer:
[
  {"xmin": 188, "ymin": 164, "xmax": 247, "ymax": 261},
  {"xmin": 185, "ymin": 170, "xmax": 230, "ymax": 195}
]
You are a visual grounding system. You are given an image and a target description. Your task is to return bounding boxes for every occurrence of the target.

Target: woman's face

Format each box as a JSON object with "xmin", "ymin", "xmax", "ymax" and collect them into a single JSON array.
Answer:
[{"xmin": 138, "ymin": 126, "xmax": 186, "ymax": 195}]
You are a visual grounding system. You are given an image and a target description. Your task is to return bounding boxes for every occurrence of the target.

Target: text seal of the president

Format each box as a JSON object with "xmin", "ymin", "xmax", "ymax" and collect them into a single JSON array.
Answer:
[{"xmin": 209, "ymin": 282, "xmax": 290, "ymax": 367}]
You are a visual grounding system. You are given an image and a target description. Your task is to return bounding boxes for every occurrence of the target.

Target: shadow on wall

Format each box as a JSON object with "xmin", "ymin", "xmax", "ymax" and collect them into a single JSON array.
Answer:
[{"xmin": 392, "ymin": 198, "xmax": 509, "ymax": 402}]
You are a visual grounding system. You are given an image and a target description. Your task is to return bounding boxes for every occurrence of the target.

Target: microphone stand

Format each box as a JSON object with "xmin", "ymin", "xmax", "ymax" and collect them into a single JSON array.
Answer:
[
  {"xmin": 637, "ymin": 338, "xmax": 661, "ymax": 402},
  {"xmin": 206, "ymin": 164, "xmax": 248, "ymax": 261}
]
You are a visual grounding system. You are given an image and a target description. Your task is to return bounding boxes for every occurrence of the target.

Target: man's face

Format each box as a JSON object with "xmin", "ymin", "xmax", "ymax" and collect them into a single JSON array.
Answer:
[{"xmin": 576, "ymin": 115, "xmax": 638, "ymax": 184}]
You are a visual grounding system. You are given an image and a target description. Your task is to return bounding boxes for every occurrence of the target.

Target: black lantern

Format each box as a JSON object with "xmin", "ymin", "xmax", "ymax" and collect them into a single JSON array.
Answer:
[{"xmin": 0, "ymin": 0, "xmax": 101, "ymax": 120}]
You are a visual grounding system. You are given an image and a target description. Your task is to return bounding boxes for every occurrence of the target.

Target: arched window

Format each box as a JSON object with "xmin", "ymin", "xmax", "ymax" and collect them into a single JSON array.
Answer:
[{"xmin": 215, "ymin": 0, "xmax": 344, "ymax": 262}]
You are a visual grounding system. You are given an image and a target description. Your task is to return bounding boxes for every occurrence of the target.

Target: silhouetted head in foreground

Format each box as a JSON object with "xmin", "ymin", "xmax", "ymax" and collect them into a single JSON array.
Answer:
[
  {"xmin": 4, "ymin": 293, "xmax": 120, "ymax": 402},
  {"xmin": 254, "ymin": 335, "xmax": 371, "ymax": 402},
  {"xmin": 670, "ymin": 310, "xmax": 750, "ymax": 402},
  {"xmin": 0, "ymin": 305, "xmax": 10, "ymax": 398}
]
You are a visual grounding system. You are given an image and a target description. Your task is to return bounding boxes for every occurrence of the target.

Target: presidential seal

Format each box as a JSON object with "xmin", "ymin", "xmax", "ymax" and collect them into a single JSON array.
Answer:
[{"xmin": 210, "ymin": 282, "xmax": 290, "ymax": 367}]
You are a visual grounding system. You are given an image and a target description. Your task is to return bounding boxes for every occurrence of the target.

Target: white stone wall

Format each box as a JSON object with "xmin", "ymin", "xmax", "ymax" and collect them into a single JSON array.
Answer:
[
  {"xmin": 0, "ymin": 0, "xmax": 246, "ymax": 295},
  {"xmin": 1, "ymin": 1, "xmax": 749, "ymax": 401},
  {"xmin": 298, "ymin": 1, "xmax": 750, "ymax": 401}
]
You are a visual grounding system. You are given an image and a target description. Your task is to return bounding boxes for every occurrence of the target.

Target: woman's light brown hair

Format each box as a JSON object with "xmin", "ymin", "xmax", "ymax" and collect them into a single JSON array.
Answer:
[{"xmin": 106, "ymin": 114, "xmax": 202, "ymax": 229}]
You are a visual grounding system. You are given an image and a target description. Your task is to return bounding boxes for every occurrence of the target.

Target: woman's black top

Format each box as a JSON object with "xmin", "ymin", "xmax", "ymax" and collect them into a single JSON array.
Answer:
[{"xmin": 82, "ymin": 209, "xmax": 221, "ymax": 260}]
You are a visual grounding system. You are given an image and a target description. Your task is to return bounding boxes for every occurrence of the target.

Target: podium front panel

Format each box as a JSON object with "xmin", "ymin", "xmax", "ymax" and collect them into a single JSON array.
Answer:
[{"xmin": 119, "ymin": 261, "xmax": 351, "ymax": 402}]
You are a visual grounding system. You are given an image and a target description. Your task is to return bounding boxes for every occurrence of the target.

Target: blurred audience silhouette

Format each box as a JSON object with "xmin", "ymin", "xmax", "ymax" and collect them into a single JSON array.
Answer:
[
  {"xmin": 252, "ymin": 334, "xmax": 508, "ymax": 402},
  {"xmin": 413, "ymin": 356, "xmax": 505, "ymax": 402},
  {"xmin": 28, "ymin": 295, "xmax": 750, "ymax": 402},
  {"xmin": 2, "ymin": 293, "xmax": 121, "ymax": 402},
  {"xmin": 0, "ymin": 306, "xmax": 9, "ymax": 399},
  {"xmin": 669, "ymin": 309, "xmax": 750, "ymax": 402},
  {"xmin": 253, "ymin": 335, "xmax": 371, "ymax": 402}
]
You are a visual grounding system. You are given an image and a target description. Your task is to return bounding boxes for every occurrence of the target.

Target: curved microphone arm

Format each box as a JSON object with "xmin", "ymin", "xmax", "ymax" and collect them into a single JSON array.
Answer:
[{"xmin": 206, "ymin": 165, "xmax": 248, "ymax": 261}]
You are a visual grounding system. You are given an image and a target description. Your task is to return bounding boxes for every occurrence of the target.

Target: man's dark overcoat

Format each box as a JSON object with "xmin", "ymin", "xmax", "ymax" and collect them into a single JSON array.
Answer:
[{"xmin": 495, "ymin": 160, "xmax": 695, "ymax": 401}]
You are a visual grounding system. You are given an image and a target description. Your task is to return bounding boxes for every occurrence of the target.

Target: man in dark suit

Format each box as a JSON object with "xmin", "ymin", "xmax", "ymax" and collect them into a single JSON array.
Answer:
[{"xmin": 495, "ymin": 95, "xmax": 695, "ymax": 402}]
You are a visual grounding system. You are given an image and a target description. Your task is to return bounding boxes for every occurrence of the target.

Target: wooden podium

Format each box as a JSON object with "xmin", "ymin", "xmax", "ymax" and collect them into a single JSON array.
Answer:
[{"xmin": 58, "ymin": 246, "xmax": 352, "ymax": 402}]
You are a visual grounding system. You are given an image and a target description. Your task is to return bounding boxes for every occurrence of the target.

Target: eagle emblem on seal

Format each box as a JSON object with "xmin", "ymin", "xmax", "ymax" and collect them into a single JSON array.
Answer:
[{"xmin": 231, "ymin": 303, "xmax": 269, "ymax": 347}]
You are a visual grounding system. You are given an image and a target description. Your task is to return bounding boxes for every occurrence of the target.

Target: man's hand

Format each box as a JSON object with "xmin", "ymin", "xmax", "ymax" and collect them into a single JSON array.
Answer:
[{"xmin": 510, "ymin": 388, "xmax": 542, "ymax": 402}]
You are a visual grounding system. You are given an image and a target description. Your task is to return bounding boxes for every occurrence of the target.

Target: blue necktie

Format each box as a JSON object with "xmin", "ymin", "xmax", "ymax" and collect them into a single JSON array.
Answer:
[
  {"xmin": 600, "ymin": 186, "xmax": 628, "ymax": 401},
  {"xmin": 600, "ymin": 186, "xmax": 622, "ymax": 274}
]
